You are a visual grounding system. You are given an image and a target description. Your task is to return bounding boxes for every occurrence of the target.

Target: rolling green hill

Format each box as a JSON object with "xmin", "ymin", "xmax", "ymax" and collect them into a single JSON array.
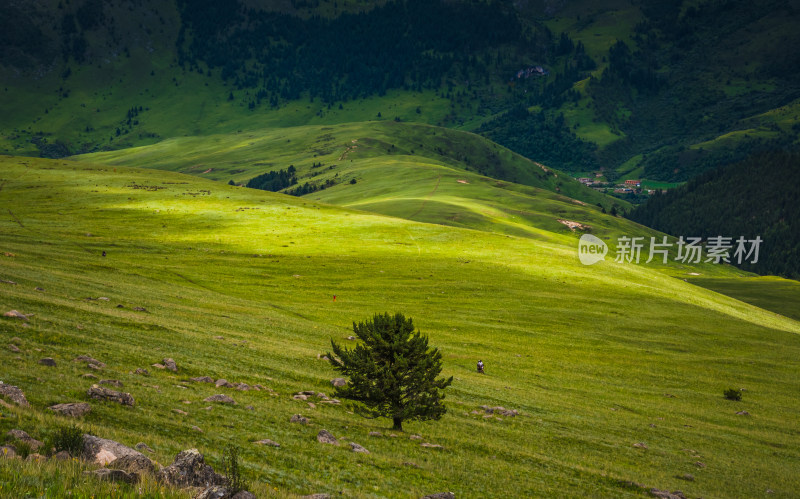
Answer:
[
  {"xmin": 2, "ymin": 155, "xmax": 800, "ymax": 497},
  {"xmin": 4, "ymin": 0, "xmax": 797, "ymax": 185}
]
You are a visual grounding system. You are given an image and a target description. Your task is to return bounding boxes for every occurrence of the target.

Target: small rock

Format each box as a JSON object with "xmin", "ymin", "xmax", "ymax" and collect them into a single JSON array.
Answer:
[
  {"xmin": 331, "ymin": 378, "xmax": 347, "ymax": 387},
  {"xmin": 8, "ymin": 344, "xmax": 20, "ymax": 353},
  {"xmin": 633, "ymin": 442, "xmax": 648, "ymax": 449},
  {"xmin": 98, "ymin": 297, "xmax": 110, "ymax": 301},
  {"xmin": 196, "ymin": 485, "xmax": 231, "ymax": 499},
  {"xmin": 152, "ymin": 363, "xmax": 165, "ymax": 369},
  {"xmin": 0, "ymin": 383, "xmax": 30, "ymax": 407},
  {"xmin": 649, "ymin": 489, "xmax": 687, "ymax": 499},
  {"xmin": 191, "ymin": 376, "xmax": 215, "ymax": 383},
  {"xmin": 695, "ymin": 461, "xmax": 706, "ymax": 468},
  {"xmin": 300, "ymin": 390, "xmax": 316, "ymax": 396},
  {"xmin": 87, "ymin": 363, "xmax": 102, "ymax": 370},
  {"xmin": 53, "ymin": 450, "xmax": 71, "ymax": 460},
  {"xmin": 162, "ymin": 358, "xmax": 177, "ymax": 372},
  {"xmin": 402, "ymin": 461, "xmax": 419, "ymax": 468},
  {"xmin": 409, "ymin": 434, "xmax": 422, "ymax": 440},
  {"xmin": 422, "ymin": 493, "xmax": 455, "ymax": 499},
  {"xmin": 74, "ymin": 355, "xmax": 106, "ymax": 368},
  {"xmin": 245, "ymin": 405, "xmax": 254, "ymax": 410},
  {"xmin": 39, "ymin": 357, "xmax": 57, "ymax": 367},
  {"xmin": 85, "ymin": 468, "xmax": 138, "ymax": 484},
  {"xmin": 133, "ymin": 368, "xmax": 149, "ymax": 376},
  {"xmin": 135, "ymin": 442, "xmax": 154, "ymax": 453},
  {"xmin": 192, "ymin": 426, "xmax": 203, "ymax": 433},
  {"xmin": 420, "ymin": 443, "xmax": 443, "ymax": 449},
  {"xmin": 173, "ymin": 409, "xmax": 188, "ymax": 415},
  {"xmin": 350, "ymin": 442, "xmax": 369, "ymax": 454},
  {"xmin": 213, "ymin": 336, "xmax": 224, "ymax": 340},
  {"xmin": 215, "ymin": 379, "xmax": 232, "ymax": 388},
  {"xmin": 87, "ymin": 385, "xmax": 135, "ymax": 406},
  {"xmin": 133, "ymin": 307, "xmax": 147, "ymax": 312},
  {"xmin": 35, "ymin": 287, "xmax": 45, "ymax": 292},
  {"xmin": 254, "ymin": 439, "xmax": 280, "ymax": 448},
  {"xmin": 49, "ymin": 402, "xmax": 91, "ymax": 417},
  {"xmin": 678, "ymin": 474, "xmax": 695, "ymax": 482},
  {"xmin": 3, "ymin": 310, "xmax": 31, "ymax": 321},
  {"xmin": 300, "ymin": 495, "xmax": 331, "ymax": 499},
  {"xmin": 346, "ymin": 336, "xmax": 356, "ymax": 340},
  {"xmin": 317, "ymin": 430, "xmax": 338, "ymax": 445},
  {"xmin": 0, "ymin": 446, "xmax": 17, "ymax": 459},
  {"xmin": 231, "ymin": 491, "xmax": 256, "ymax": 499},
  {"xmin": 369, "ymin": 431, "xmax": 382, "ymax": 437},
  {"xmin": 7, "ymin": 430, "xmax": 44, "ymax": 450},
  {"xmin": 290, "ymin": 414, "xmax": 309, "ymax": 424},
  {"xmin": 293, "ymin": 394, "xmax": 308, "ymax": 401},
  {"xmin": 308, "ymin": 402, "xmax": 316, "ymax": 409},
  {"xmin": 204, "ymin": 394, "xmax": 236, "ymax": 405},
  {"xmin": 736, "ymin": 411, "xmax": 750, "ymax": 416},
  {"xmin": 99, "ymin": 379, "xmax": 123, "ymax": 387},
  {"xmin": 81, "ymin": 373, "xmax": 99, "ymax": 379}
]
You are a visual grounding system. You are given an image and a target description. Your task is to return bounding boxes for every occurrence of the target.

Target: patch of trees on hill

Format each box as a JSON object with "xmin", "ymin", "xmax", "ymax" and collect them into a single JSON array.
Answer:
[
  {"xmin": 476, "ymin": 105, "xmax": 599, "ymax": 173},
  {"xmin": 245, "ymin": 166, "xmax": 297, "ymax": 191},
  {"xmin": 587, "ymin": 0, "xmax": 800, "ymax": 179},
  {"xmin": 629, "ymin": 151, "xmax": 800, "ymax": 278},
  {"xmin": 175, "ymin": 0, "xmax": 580, "ymax": 106}
]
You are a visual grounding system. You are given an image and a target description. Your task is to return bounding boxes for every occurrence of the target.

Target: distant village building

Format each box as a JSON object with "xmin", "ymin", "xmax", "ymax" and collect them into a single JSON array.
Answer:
[
  {"xmin": 577, "ymin": 177, "xmax": 593, "ymax": 185},
  {"xmin": 624, "ymin": 179, "xmax": 641, "ymax": 187}
]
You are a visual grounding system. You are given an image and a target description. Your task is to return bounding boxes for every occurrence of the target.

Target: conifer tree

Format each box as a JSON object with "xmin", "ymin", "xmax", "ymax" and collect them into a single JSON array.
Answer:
[{"xmin": 327, "ymin": 312, "xmax": 453, "ymax": 431}]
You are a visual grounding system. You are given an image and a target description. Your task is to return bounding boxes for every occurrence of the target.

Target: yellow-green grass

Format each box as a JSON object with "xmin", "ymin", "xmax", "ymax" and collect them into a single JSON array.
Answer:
[
  {"xmin": 1, "ymin": 156, "xmax": 799, "ymax": 497},
  {"xmin": 74, "ymin": 120, "xmax": 629, "ymax": 213}
]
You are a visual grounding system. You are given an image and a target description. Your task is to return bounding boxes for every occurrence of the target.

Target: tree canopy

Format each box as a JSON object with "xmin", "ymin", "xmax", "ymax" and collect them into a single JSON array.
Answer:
[{"xmin": 327, "ymin": 312, "xmax": 453, "ymax": 431}]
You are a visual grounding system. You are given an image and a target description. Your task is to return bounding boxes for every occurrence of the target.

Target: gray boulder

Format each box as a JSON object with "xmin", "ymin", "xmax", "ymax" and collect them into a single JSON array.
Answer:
[
  {"xmin": 0, "ymin": 383, "xmax": 30, "ymax": 407},
  {"xmin": 422, "ymin": 494, "xmax": 455, "ymax": 499},
  {"xmin": 158, "ymin": 448, "xmax": 225, "ymax": 488},
  {"xmin": 204, "ymin": 394, "xmax": 236, "ymax": 405},
  {"xmin": 85, "ymin": 468, "xmax": 138, "ymax": 484},
  {"xmin": 38, "ymin": 357, "xmax": 57, "ymax": 367},
  {"xmin": 163, "ymin": 358, "xmax": 178, "ymax": 372},
  {"xmin": 49, "ymin": 402, "xmax": 91, "ymax": 417},
  {"xmin": 82, "ymin": 435, "xmax": 145, "ymax": 466},
  {"xmin": 317, "ymin": 430, "xmax": 338, "ymax": 445},
  {"xmin": 191, "ymin": 376, "xmax": 215, "ymax": 383},
  {"xmin": 7, "ymin": 429, "xmax": 43, "ymax": 450},
  {"xmin": 109, "ymin": 453, "xmax": 156, "ymax": 475},
  {"xmin": 350, "ymin": 442, "xmax": 369, "ymax": 454},
  {"xmin": 87, "ymin": 385, "xmax": 134, "ymax": 406},
  {"xmin": 331, "ymin": 378, "xmax": 347, "ymax": 387},
  {"xmin": 290, "ymin": 414, "xmax": 309, "ymax": 424}
]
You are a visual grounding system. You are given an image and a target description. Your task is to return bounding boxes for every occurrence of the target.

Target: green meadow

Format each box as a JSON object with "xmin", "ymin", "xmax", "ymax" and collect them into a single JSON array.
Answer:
[{"xmin": 2, "ymin": 153, "xmax": 799, "ymax": 498}]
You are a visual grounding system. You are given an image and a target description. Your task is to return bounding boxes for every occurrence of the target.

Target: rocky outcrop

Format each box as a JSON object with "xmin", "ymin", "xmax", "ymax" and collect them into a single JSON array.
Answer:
[
  {"xmin": 158, "ymin": 448, "xmax": 225, "ymax": 488},
  {"xmin": 85, "ymin": 468, "xmax": 138, "ymax": 484},
  {"xmin": 0, "ymin": 383, "xmax": 30, "ymax": 407},
  {"xmin": 109, "ymin": 453, "xmax": 156, "ymax": 475},
  {"xmin": 74, "ymin": 355, "xmax": 106, "ymax": 369},
  {"xmin": 87, "ymin": 385, "xmax": 134, "ymax": 406},
  {"xmin": 163, "ymin": 358, "xmax": 178, "ymax": 372},
  {"xmin": 331, "ymin": 378, "xmax": 347, "ymax": 387},
  {"xmin": 49, "ymin": 402, "xmax": 91, "ymax": 417},
  {"xmin": 350, "ymin": 442, "xmax": 369, "ymax": 454},
  {"xmin": 290, "ymin": 414, "xmax": 309, "ymax": 424}
]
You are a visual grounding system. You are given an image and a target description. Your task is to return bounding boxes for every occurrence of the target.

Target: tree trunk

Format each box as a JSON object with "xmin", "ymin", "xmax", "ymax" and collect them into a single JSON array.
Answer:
[{"xmin": 392, "ymin": 417, "xmax": 403, "ymax": 431}]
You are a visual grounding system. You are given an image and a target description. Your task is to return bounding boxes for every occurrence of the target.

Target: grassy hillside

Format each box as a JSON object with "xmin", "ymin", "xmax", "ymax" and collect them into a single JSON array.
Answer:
[{"xmin": 2, "ymin": 156, "xmax": 799, "ymax": 497}]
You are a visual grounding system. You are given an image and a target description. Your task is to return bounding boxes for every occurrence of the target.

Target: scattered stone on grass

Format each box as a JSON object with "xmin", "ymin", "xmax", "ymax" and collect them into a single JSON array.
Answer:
[
  {"xmin": 0, "ymin": 446, "xmax": 17, "ymax": 459},
  {"xmin": 369, "ymin": 431, "xmax": 382, "ymax": 437},
  {"xmin": 422, "ymin": 493, "xmax": 455, "ymax": 499},
  {"xmin": 81, "ymin": 373, "xmax": 98, "ymax": 379},
  {"xmin": 163, "ymin": 358, "xmax": 177, "ymax": 372},
  {"xmin": 133, "ymin": 368, "xmax": 149, "ymax": 376},
  {"xmin": 99, "ymin": 379, "xmax": 123, "ymax": 387},
  {"xmin": 290, "ymin": 414, "xmax": 309, "ymax": 424},
  {"xmin": 192, "ymin": 426, "xmax": 203, "ymax": 433},
  {"xmin": 331, "ymin": 378, "xmax": 347, "ymax": 387},
  {"xmin": 152, "ymin": 363, "xmax": 165, "ymax": 369},
  {"xmin": 0, "ymin": 382, "xmax": 30, "ymax": 407},
  {"xmin": 409, "ymin": 435, "xmax": 422, "ymax": 440},
  {"xmin": 109, "ymin": 453, "xmax": 156, "ymax": 475},
  {"xmin": 7, "ymin": 430, "xmax": 43, "ymax": 450},
  {"xmin": 204, "ymin": 394, "xmax": 236, "ymax": 405},
  {"xmin": 133, "ymin": 307, "xmax": 148, "ymax": 312},
  {"xmin": 74, "ymin": 355, "xmax": 106, "ymax": 369},
  {"xmin": 736, "ymin": 411, "xmax": 750, "ymax": 416},
  {"xmin": 191, "ymin": 376, "xmax": 214, "ymax": 383},
  {"xmin": 87, "ymin": 385, "xmax": 134, "ymax": 406},
  {"xmin": 649, "ymin": 490, "xmax": 687, "ymax": 499},
  {"xmin": 173, "ymin": 409, "xmax": 188, "ymax": 415},
  {"xmin": 8, "ymin": 344, "xmax": 20, "ymax": 353},
  {"xmin": 158, "ymin": 448, "xmax": 225, "ymax": 488},
  {"xmin": 39, "ymin": 357, "xmax": 56, "ymax": 366},
  {"xmin": 677, "ymin": 474, "xmax": 695, "ymax": 482},
  {"xmin": 420, "ymin": 443, "xmax": 443, "ymax": 449},
  {"xmin": 633, "ymin": 442, "xmax": 648, "ymax": 449},
  {"xmin": 317, "ymin": 430, "xmax": 337, "ymax": 445},
  {"xmin": 254, "ymin": 439, "xmax": 280, "ymax": 448},
  {"xmin": 350, "ymin": 442, "xmax": 369, "ymax": 453},
  {"xmin": 3, "ymin": 310, "xmax": 31, "ymax": 321},
  {"xmin": 53, "ymin": 450, "xmax": 71, "ymax": 460},
  {"xmin": 695, "ymin": 461, "xmax": 706, "ymax": 468},
  {"xmin": 49, "ymin": 402, "xmax": 91, "ymax": 417},
  {"xmin": 216, "ymin": 379, "xmax": 232, "ymax": 388},
  {"xmin": 402, "ymin": 461, "xmax": 419, "ymax": 468}
]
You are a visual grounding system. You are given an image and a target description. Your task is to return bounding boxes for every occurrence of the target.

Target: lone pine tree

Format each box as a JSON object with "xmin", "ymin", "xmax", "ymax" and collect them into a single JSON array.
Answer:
[{"xmin": 327, "ymin": 312, "xmax": 453, "ymax": 431}]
